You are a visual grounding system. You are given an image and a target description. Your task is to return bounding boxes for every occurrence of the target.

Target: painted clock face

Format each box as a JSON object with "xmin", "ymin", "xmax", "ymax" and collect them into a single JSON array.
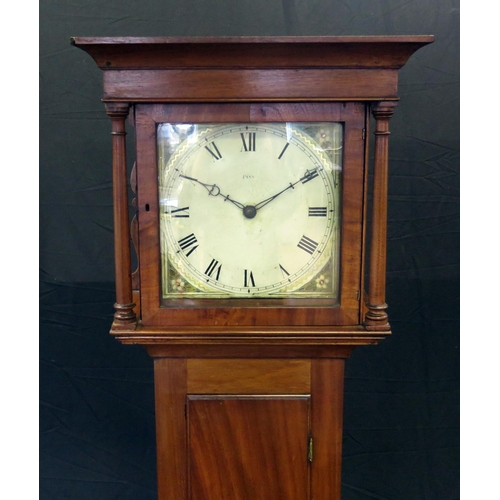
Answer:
[{"xmin": 158, "ymin": 122, "xmax": 343, "ymax": 299}]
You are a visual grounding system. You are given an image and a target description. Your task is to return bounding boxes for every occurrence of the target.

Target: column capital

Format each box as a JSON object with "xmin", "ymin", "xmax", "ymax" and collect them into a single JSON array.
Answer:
[
  {"xmin": 105, "ymin": 102, "xmax": 130, "ymax": 118},
  {"xmin": 371, "ymin": 101, "xmax": 398, "ymax": 120}
]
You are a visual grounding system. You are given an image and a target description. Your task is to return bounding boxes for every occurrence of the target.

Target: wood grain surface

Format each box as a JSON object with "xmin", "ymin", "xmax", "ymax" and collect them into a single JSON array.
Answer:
[
  {"xmin": 135, "ymin": 102, "xmax": 365, "ymax": 328},
  {"xmin": 188, "ymin": 396, "xmax": 310, "ymax": 500},
  {"xmin": 72, "ymin": 35, "xmax": 434, "ymax": 71},
  {"xmin": 154, "ymin": 358, "xmax": 187, "ymax": 499},
  {"xmin": 103, "ymin": 68, "xmax": 398, "ymax": 102},
  {"xmin": 71, "ymin": 37, "xmax": 436, "ymax": 500},
  {"xmin": 311, "ymin": 359, "xmax": 345, "ymax": 500},
  {"xmin": 187, "ymin": 359, "xmax": 311, "ymax": 394}
]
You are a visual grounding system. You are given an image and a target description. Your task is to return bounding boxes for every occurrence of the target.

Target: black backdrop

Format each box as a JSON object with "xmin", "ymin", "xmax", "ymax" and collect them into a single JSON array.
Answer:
[{"xmin": 40, "ymin": 1, "xmax": 459, "ymax": 499}]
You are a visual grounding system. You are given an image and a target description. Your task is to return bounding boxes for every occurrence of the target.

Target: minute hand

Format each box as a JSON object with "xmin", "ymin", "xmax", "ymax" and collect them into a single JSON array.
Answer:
[{"xmin": 254, "ymin": 168, "xmax": 320, "ymax": 211}]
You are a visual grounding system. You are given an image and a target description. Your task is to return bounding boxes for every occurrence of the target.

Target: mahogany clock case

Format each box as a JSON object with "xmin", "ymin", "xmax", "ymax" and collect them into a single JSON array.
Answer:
[{"xmin": 39, "ymin": 2, "xmax": 459, "ymax": 500}]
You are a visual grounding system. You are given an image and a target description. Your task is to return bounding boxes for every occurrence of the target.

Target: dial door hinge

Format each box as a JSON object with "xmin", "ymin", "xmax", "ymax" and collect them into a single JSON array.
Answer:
[
  {"xmin": 362, "ymin": 128, "xmax": 366, "ymax": 140},
  {"xmin": 308, "ymin": 435, "xmax": 314, "ymax": 463}
]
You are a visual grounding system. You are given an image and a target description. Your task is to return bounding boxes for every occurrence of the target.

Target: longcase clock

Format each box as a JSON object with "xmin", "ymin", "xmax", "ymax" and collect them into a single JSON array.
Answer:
[{"xmin": 72, "ymin": 36, "xmax": 434, "ymax": 500}]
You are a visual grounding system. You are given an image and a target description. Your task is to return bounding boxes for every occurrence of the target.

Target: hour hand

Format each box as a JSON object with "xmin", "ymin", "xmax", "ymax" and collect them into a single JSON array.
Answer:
[
  {"xmin": 179, "ymin": 174, "xmax": 244, "ymax": 209},
  {"xmin": 179, "ymin": 174, "xmax": 219, "ymax": 196}
]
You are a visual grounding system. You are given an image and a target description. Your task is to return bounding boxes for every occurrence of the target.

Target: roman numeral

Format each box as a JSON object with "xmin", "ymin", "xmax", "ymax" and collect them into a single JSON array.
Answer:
[
  {"xmin": 278, "ymin": 142, "xmax": 290, "ymax": 160},
  {"xmin": 308, "ymin": 207, "xmax": 327, "ymax": 217},
  {"xmin": 297, "ymin": 235, "xmax": 319, "ymax": 255},
  {"xmin": 301, "ymin": 169, "xmax": 319, "ymax": 184},
  {"xmin": 168, "ymin": 206, "xmax": 190, "ymax": 218},
  {"xmin": 241, "ymin": 132, "xmax": 256, "ymax": 152},
  {"xmin": 205, "ymin": 141, "xmax": 222, "ymax": 160},
  {"xmin": 244, "ymin": 270, "xmax": 255, "ymax": 287},
  {"xmin": 205, "ymin": 259, "xmax": 222, "ymax": 280},
  {"xmin": 177, "ymin": 233, "xmax": 198, "ymax": 256}
]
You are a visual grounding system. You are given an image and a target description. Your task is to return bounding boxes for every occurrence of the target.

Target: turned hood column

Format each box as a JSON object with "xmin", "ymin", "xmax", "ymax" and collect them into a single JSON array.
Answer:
[
  {"xmin": 364, "ymin": 101, "xmax": 397, "ymax": 331},
  {"xmin": 105, "ymin": 102, "xmax": 137, "ymax": 329}
]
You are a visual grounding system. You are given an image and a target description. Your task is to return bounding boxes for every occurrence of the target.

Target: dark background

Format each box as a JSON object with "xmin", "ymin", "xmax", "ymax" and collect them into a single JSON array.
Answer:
[{"xmin": 40, "ymin": 1, "xmax": 459, "ymax": 499}]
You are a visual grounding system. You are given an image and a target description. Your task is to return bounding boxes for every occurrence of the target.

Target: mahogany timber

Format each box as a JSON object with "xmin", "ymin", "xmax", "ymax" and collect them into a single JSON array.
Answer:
[
  {"xmin": 187, "ymin": 396, "xmax": 310, "ymax": 500},
  {"xmin": 72, "ymin": 36, "xmax": 436, "ymax": 342},
  {"xmin": 364, "ymin": 101, "xmax": 398, "ymax": 331},
  {"xmin": 72, "ymin": 36, "xmax": 433, "ymax": 103},
  {"xmin": 70, "ymin": 36, "xmax": 434, "ymax": 69},
  {"xmin": 103, "ymin": 68, "xmax": 397, "ymax": 102},
  {"xmin": 132, "ymin": 326, "xmax": 376, "ymax": 358},
  {"xmin": 154, "ymin": 358, "xmax": 187, "ymax": 499},
  {"xmin": 135, "ymin": 102, "xmax": 365, "ymax": 328},
  {"xmin": 152, "ymin": 355, "xmax": 348, "ymax": 500},
  {"xmin": 187, "ymin": 359, "xmax": 311, "ymax": 394},
  {"xmin": 72, "ymin": 37, "xmax": 435, "ymax": 500},
  {"xmin": 311, "ymin": 359, "xmax": 345, "ymax": 499},
  {"xmin": 105, "ymin": 103, "xmax": 137, "ymax": 329},
  {"xmin": 359, "ymin": 106, "xmax": 371, "ymax": 324}
]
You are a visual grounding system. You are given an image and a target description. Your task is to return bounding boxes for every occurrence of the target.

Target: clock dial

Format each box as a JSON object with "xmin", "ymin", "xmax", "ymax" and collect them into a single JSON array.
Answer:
[{"xmin": 158, "ymin": 123, "xmax": 342, "ymax": 299}]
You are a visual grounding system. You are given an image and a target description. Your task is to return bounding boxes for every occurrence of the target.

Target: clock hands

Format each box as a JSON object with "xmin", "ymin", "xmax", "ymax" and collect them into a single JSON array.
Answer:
[
  {"xmin": 180, "ymin": 167, "xmax": 320, "ymax": 220},
  {"xmin": 253, "ymin": 168, "xmax": 321, "ymax": 212},
  {"xmin": 179, "ymin": 174, "xmax": 245, "ymax": 210},
  {"xmin": 253, "ymin": 183, "xmax": 295, "ymax": 211}
]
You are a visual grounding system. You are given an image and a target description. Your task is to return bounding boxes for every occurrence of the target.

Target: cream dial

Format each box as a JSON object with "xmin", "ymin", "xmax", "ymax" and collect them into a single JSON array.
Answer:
[{"xmin": 159, "ymin": 123, "xmax": 340, "ymax": 298}]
